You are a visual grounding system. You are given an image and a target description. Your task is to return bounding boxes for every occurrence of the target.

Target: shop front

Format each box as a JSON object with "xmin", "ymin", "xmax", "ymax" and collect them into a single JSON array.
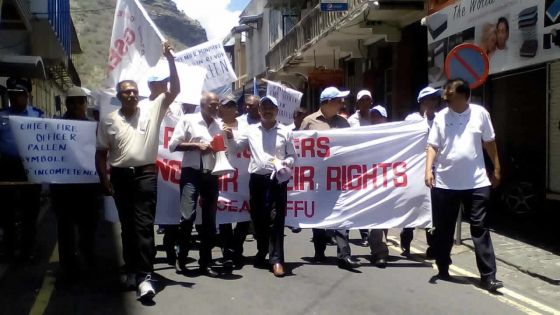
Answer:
[{"xmin": 427, "ymin": 0, "xmax": 560, "ymax": 214}]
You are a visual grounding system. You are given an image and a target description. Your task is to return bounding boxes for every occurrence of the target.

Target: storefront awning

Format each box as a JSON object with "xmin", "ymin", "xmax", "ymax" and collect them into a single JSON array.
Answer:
[{"xmin": 0, "ymin": 55, "xmax": 47, "ymax": 79}]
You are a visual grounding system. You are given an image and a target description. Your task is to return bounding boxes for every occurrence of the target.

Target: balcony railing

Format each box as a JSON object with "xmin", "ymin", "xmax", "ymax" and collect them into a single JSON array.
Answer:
[
  {"xmin": 48, "ymin": 0, "xmax": 71, "ymax": 56},
  {"xmin": 266, "ymin": 0, "xmax": 368, "ymax": 71}
]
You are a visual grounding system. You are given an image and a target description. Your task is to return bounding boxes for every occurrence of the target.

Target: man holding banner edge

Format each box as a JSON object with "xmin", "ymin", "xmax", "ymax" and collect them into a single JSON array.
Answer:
[{"xmin": 95, "ymin": 41, "xmax": 179, "ymax": 301}]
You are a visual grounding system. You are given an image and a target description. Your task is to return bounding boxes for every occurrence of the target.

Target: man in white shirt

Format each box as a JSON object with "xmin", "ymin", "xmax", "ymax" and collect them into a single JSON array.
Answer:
[
  {"xmin": 225, "ymin": 95, "xmax": 297, "ymax": 277},
  {"xmin": 348, "ymin": 89, "xmax": 373, "ymax": 128},
  {"xmin": 425, "ymin": 78, "xmax": 503, "ymax": 292},
  {"xmin": 95, "ymin": 42, "xmax": 179, "ymax": 301},
  {"xmin": 236, "ymin": 94, "xmax": 261, "ymax": 128},
  {"xmin": 169, "ymin": 92, "xmax": 223, "ymax": 277}
]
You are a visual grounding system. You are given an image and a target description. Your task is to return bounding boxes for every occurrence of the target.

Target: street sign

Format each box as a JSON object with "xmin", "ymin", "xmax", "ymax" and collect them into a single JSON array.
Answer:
[
  {"xmin": 444, "ymin": 43, "xmax": 489, "ymax": 89},
  {"xmin": 320, "ymin": 0, "xmax": 348, "ymax": 12}
]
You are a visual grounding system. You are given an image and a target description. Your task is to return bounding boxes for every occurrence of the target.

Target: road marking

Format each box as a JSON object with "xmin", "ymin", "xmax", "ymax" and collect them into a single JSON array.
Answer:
[
  {"xmin": 395, "ymin": 239, "xmax": 560, "ymax": 315},
  {"xmin": 28, "ymin": 243, "xmax": 58, "ymax": 315}
]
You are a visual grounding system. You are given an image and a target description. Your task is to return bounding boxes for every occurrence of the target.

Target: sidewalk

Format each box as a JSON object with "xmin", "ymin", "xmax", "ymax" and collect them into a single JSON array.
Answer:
[{"xmin": 458, "ymin": 222, "xmax": 560, "ymax": 285}]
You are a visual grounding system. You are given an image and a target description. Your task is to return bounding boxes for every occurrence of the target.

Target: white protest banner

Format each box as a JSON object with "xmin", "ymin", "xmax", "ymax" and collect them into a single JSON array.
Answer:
[
  {"xmin": 174, "ymin": 41, "xmax": 237, "ymax": 91},
  {"xmin": 154, "ymin": 109, "xmax": 251, "ymax": 225},
  {"xmin": 427, "ymin": 0, "xmax": 560, "ymax": 86},
  {"xmin": 136, "ymin": 61, "xmax": 207, "ymax": 106},
  {"xmin": 8, "ymin": 116, "xmax": 98, "ymax": 184},
  {"xmin": 105, "ymin": 0, "xmax": 164, "ymax": 89},
  {"xmin": 266, "ymin": 80, "xmax": 303, "ymax": 125},
  {"xmin": 286, "ymin": 120, "xmax": 432, "ymax": 229}
]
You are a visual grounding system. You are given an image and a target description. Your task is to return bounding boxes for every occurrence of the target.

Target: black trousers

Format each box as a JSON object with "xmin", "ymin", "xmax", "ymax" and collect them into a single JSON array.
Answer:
[
  {"xmin": 312, "ymin": 229, "xmax": 351, "ymax": 259},
  {"xmin": 432, "ymin": 186, "xmax": 497, "ymax": 279},
  {"xmin": 219, "ymin": 221, "xmax": 250, "ymax": 261},
  {"xmin": 111, "ymin": 166, "xmax": 157, "ymax": 278},
  {"xmin": 249, "ymin": 174, "xmax": 287, "ymax": 264},
  {"xmin": 0, "ymin": 184, "xmax": 41, "ymax": 259},
  {"xmin": 51, "ymin": 184, "xmax": 100, "ymax": 272},
  {"xmin": 178, "ymin": 168, "xmax": 219, "ymax": 267},
  {"xmin": 400, "ymin": 228, "xmax": 434, "ymax": 251}
]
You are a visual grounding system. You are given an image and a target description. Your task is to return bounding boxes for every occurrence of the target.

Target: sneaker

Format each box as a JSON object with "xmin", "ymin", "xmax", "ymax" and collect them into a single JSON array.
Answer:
[
  {"xmin": 125, "ymin": 273, "xmax": 137, "ymax": 290},
  {"xmin": 137, "ymin": 275, "xmax": 156, "ymax": 301}
]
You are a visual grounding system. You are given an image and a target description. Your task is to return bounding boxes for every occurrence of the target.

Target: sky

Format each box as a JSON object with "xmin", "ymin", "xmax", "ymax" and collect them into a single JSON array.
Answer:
[{"xmin": 173, "ymin": 0, "xmax": 251, "ymax": 41}]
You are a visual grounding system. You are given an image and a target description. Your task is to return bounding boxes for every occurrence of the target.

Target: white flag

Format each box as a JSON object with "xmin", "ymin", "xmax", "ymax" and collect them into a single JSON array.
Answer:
[{"xmin": 105, "ymin": 0, "xmax": 165, "ymax": 89}]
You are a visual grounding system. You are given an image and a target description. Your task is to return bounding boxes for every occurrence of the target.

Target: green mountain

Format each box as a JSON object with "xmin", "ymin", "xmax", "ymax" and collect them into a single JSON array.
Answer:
[{"xmin": 70, "ymin": 0, "xmax": 208, "ymax": 89}]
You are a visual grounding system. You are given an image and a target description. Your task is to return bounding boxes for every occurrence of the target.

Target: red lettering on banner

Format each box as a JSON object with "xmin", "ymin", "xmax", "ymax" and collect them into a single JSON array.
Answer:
[
  {"xmin": 156, "ymin": 159, "xmax": 181, "ymax": 184},
  {"xmin": 163, "ymin": 127, "xmax": 174, "ymax": 149},
  {"xmin": 286, "ymin": 200, "xmax": 315, "ymax": 218},
  {"xmin": 107, "ymin": 27, "xmax": 137, "ymax": 72},
  {"xmin": 393, "ymin": 162, "xmax": 408, "ymax": 187},
  {"xmin": 236, "ymin": 149, "xmax": 251, "ymax": 159},
  {"xmin": 217, "ymin": 200, "xmax": 250, "ymax": 212},
  {"xmin": 218, "ymin": 169, "xmax": 238, "ymax": 192},
  {"xmin": 378, "ymin": 162, "xmax": 391, "ymax": 187},
  {"xmin": 288, "ymin": 166, "xmax": 315, "ymax": 191},
  {"xmin": 325, "ymin": 162, "xmax": 408, "ymax": 191},
  {"xmin": 317, "ymin": 137, "xmax": 330, "ymax": 157},
  {"xmin": 298, "ymin": 137, "xmax": 331, "ymax": 158}
]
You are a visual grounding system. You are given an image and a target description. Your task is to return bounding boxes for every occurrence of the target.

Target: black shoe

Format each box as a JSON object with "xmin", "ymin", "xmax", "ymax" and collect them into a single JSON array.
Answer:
[
  {"xmin": 437, "ymin": 268, "xmax": 451, "ymax": 280},
  {"xmin": 312, "ymin": 253, "xmax": 327, "ymax": 263},
  {"xmin": 338, "ymin": 256, "xmax": 360, "ymax": 270},
  {"xmin": 233, "ymin": 255, "xmax": 245, "ymax": 269},
  {"xmin": 176, "ymin": 252, "xmax": 188, "ymax": 273},
  {"xmin": 199, "ymin": 266, "xmax": 219, "ymax": 277},
  {"xmin": 253, "ymin": 256, "xmax": 269, "ymax": 269},
  {"xmin": 481, "ymin": 278, "xmax": 504, "ymax": 292},
  {"xmin": 222, "ymin": 259, "xmax": 234, "ymax": 273},
  {"xmin": 372, "ymin": 257, "xmax": 387, "ymax": 268},
  {"xmin": 290, "ymin": 227, "xmax": 302, "ymax": 233}
]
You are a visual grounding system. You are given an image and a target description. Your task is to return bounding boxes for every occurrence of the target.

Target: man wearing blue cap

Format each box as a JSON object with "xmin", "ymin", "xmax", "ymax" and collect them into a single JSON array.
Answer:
[
  {"xmin": 0, "ymin": 77, "xmax": 43, "ymax": 262},
  {"xmin": 300, "ymin": 86, "xmax": 360, "ymax": 270},
  {"xmin": 225, "ymin": 95, "xmax": 297, "ymax": 277}
]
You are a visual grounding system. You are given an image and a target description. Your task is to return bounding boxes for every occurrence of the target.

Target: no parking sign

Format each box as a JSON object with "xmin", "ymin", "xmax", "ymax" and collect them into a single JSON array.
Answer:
[{"xmin": 445, "ymin": 43, "xmax": 489, "ymax": 89}]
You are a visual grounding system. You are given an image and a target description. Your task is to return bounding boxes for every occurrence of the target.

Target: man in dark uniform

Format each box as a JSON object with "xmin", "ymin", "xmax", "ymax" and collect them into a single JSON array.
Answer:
[
  {"xmin": 50, "ymin": 86, "xmax": 101, "ymax": 280},
  {"xmin": 0, "ymin": 77, "xmax": 43, "ymax": 261}
]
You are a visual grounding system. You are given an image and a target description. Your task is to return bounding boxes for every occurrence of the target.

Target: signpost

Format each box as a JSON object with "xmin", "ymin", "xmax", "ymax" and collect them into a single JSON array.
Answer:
[
  {"xmin": 444, "ymin": 43, "xmax": 489, "ymax": 89},
  {"xmin": 320, "ymin": 0, "xmax": 348, "ymax": 12}
]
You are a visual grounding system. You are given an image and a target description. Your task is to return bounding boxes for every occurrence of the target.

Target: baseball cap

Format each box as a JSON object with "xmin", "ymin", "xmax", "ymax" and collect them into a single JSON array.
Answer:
[
  {"xmin": 417, "ymin": 86, "xmax": 441, "ymax": 102},
  {"xmin": 320, "ymin": 86, "xmax": 350, "ymax": 102},
  {"xmin": 147, "ymin": 65, "xmax": 169, "ymax": 83},
  {"xmin": 260, "ymin": 95, "xmax": 278, "ymax": 107},
  {"xmin": 66, "ymin": 86, "xmax": 88, "ymax": 98},
  {"xmin": 370, "ymin": 105, "xmax": 388, "ymax": 118},
  {"xmin": 6, "ymin": 77, "xmax": 32, "ymax": 93},
  {"xmin": 356, "ymin": 90, "xmax": 372, "ymax": 101},
  {"xmin": 220, "ymin": 94, "xmax": 237, "ymax": 107}
]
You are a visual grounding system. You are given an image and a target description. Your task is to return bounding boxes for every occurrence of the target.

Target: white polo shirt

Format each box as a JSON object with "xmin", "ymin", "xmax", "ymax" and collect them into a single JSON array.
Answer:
[
  {"xmin": 348, "ymin": 110, "xmax": 371, "ymax": 127},
  {"xmin": 427, "ymin": 104, "xmax": 495, "ymax": 190},
  {"xmin": 96, "ymin": 94, "xmax": 166, "ymax": 167},
  {"xmin": 169, "ymin": 112, "xmax": 223, "ymax": 170},
  {"xmin": 230, "ymin": 122, "xmax": 296, "ymax": 175}
]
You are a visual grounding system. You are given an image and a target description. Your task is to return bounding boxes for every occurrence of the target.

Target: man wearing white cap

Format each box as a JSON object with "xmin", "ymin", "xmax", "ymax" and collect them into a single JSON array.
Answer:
[
  {"xmin": 300, "ymin": 86, "xmax": 360, "ymax": 270},
  {"xmin": 348, "ymin": 89, "xmax": 373, "ymax": 128},
  {"xmin": 225, "ymin": 95, "xmax": 297, "ymax": 277},
  {"xmin": 401, "ymin": 86, "xmax": 442, "ymax": 257},
  {"xmin": 347, "ymin": 89, "xmax": 373, "ymax": 247},
  {"xmin": 369, "ymin": 105, "xmax": 388, "ymax": 124}
]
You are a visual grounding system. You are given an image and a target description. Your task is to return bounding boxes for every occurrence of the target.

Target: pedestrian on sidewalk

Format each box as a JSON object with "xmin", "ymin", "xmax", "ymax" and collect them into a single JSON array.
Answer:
[
  {"xmin": 301, "ymin": 86, "xmax": 360, "ymax": 271},
  {"xmin": 95, "ymin": 42, "xmax": 179, "ymax": 301},
  {"xmin": 225, "ymin": 95, "xmax": 297, "ymax": 277},
  {"xmin": 425, "ymin": 78, "xmax": 504, "ymax": 292}
]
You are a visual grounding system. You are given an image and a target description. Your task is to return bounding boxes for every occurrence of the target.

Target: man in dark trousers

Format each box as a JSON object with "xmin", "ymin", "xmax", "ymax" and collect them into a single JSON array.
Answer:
[
  {"xmin": 95, "ymin": 42, "xmax": 179, "ymax": 301},
  {"xmin": 425, "ymin": 78, "xmax": 503, "ymax": 292},
  {"xmin": 225, "ymin": 95, "xmax": 296, "ymax": 277},
  {"xmin": 51, "ymin": 86, "xmax": 100, "ymax": 280},
  {"xmin": 300, "ymin": 86, "xmax": 360, "ymax": 270},
  {"xmin": 0, "ymin": 77, "xmax": 43, "ymax": 262}
]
